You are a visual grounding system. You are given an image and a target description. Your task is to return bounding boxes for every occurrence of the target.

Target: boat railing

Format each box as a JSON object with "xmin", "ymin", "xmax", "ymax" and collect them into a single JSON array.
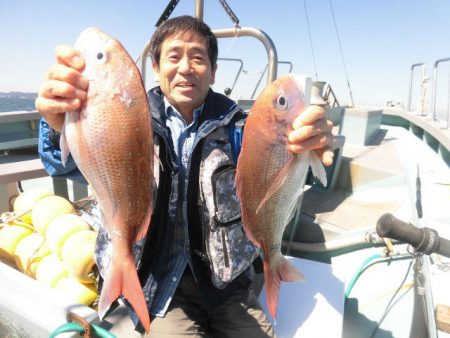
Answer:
[
  {"xmin": 217, "ymin": 57, "xmax": 244, "ymax": 97},
  {"xmin": 0, "ymin": 110, "xmax": 88, "ymax": 211},
  {"xmin": 407, "ymin": 63, "xmax": 426, "ymax": 112},
  {"xmin": 407, "ymin": 58, "xmax": 450, "ymax": 130},
  {"xmin": 431, "ymin": 57, "xmax": 450, "ymax": 128},
  {"xmin": 0, "ymin": 110, "xmax": 41, "ymax": 154},
  {"xmin": 250, "ymin": 61, "xmax": 293, "ymax": 99},
  {"xmin": 323, "ymin": 83, "xmax": 340, "ymax": 108}
]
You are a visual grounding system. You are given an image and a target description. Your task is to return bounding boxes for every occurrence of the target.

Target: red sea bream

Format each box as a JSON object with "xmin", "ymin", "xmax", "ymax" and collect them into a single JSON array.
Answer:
[
  {"xmin": 61, "ymin": 27, "xmax": 153, "ymax": 332},
  {"xmin": 236, "ymin": 74, "xmax": 327, "ymax": 319}
]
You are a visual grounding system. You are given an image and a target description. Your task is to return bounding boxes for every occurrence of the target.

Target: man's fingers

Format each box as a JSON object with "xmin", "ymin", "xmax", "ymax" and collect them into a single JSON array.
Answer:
[
  {"xmin": 288, "ymin": 118, "xmax": 332, "ymax": 143},
  {"xmin": 315, "ymin": 147, "xmax": 334, "ymax": 167},
  {"xmin": 292, "ymin": 105, "xmax": 326, "ymax": 129},
  {"xmin": 45, "ymin": 64, "xmax": 89, "ymax": 91},
  {"xmin": 55, "ymin": 45, "xmax": 85, "ymax": 71},
  {"xmin": 39, "ymin": 79, "xmax": 87, "ymax": 101},
  {"xmin": 287, "ymin": 133, "xmax": 334, "ymax": 153},
  {"xmin": 35, "ymin": 96, "xmax": 80, "ymax": 117}
]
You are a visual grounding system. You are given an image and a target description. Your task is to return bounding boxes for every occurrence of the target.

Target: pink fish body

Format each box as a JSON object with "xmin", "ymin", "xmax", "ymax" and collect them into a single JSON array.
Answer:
[
  {"xmin": 62, "ymin": 27, "xmax": 153, "ymax": 332},
  {"xmin": 235, "ymin": 75, "xmax": 327, "ymax": 319}
]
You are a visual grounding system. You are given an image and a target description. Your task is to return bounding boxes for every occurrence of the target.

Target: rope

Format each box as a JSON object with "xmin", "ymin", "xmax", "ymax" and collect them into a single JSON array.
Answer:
[
  {"xmin": 328, "ymin": 0, "xmax": 355, "ymax": 106},
  {"xmin": 303, "ymin": 0, "xmax": 319, "ymax": 81},
  {"xmin": 0, "ymin": 209, "xmax": 31, "ymax": 224}
]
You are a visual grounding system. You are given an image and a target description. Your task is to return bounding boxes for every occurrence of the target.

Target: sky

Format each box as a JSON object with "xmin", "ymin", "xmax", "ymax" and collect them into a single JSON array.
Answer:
[{"xmin": 1, "ymin": 0, "xmax": 450, "ymax": 110}]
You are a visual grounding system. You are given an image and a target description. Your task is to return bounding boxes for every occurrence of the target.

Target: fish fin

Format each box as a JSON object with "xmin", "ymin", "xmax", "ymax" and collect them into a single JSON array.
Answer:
[
  {"xmin": 60, "ymin": 126, "xmax": 70, "ymax": 167},
  {"xmin": 309, "ymin": 151, "xmax": 327, "ymax": 187},
  {"xmin": 98, "ymin": 254, "xmax": 151, "ymax": 333},
  {"xmin": 257, "ymin": 155, "xmax": 296, "ymax": 214},
  {"xmin": 265, "ymin": 255, "xmax": 305, "ymax": 319}
]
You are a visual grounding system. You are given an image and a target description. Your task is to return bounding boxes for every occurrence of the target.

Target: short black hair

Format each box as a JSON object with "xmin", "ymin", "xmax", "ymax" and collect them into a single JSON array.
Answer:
[{"xmin": 149, "ymin": 15, "xmax": 218, "ymax": 68}]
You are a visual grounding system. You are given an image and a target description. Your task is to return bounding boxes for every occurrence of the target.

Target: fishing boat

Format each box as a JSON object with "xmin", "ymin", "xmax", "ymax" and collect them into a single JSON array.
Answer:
[{"xmin": 0, "ymin": 1, "xmax": 449, "ymax": 337}]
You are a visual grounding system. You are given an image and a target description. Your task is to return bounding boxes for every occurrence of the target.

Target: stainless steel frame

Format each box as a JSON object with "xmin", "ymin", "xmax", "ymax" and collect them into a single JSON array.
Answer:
[
  {"xmin": 137, "ymin": 0, "xmax": 278, "ymax": 90},
  {"xmin": 431, "ymin": 57, "xmax": 450, "ymax": 127}
]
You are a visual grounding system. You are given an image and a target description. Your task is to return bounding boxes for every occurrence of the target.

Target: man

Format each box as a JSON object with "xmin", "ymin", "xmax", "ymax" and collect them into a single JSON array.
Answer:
[{"xmin": 36, "ymin": 15, "xmax": 334, "ymax": 337}]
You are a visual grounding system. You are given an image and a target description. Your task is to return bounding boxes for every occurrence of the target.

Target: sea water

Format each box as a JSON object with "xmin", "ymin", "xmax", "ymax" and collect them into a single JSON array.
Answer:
[{"xmin": 0, "ymin": 97, "xmax": 36, "ymax": 113}]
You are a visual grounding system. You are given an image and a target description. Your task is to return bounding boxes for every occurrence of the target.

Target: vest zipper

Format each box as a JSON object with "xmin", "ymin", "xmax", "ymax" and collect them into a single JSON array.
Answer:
[{"xmin": 221, "ymin": 228, "xmax": 230, "ymax": 268}]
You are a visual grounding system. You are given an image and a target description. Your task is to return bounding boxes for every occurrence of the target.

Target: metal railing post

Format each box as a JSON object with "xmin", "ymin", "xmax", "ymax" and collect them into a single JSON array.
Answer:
[
  {"xmin": 407, "ymin": 63, "xmax": 425, "ymax": 112},
  {"xmin": 251, "ymin": 61, "xmax": 293, "ymax": 99},
  {"xmin": 431, "ymin": 57, "xmax": 450, "ymax": 127},
  {"xmin": 217, "ymin": 58, "xmax": 244, "ymax": 96}
]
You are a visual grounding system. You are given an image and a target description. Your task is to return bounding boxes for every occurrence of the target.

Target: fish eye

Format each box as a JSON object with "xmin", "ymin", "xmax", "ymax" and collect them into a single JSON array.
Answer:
[
  {"xmin": 95, "ymin": 51, "xmax": 107, "ymax": 64},
  {"xmin": 275, "ymin": 95, "xmax": 288, "ymax": 110}
]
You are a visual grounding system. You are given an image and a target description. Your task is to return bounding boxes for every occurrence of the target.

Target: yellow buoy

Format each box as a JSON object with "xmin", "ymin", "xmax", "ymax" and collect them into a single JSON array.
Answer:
[
  {"xmin": 0, "ymin": 225, "xmax": 33, "ymax": 263},
  {"xmin": 35, "ymin": 253, "xmax": 68, "ymax": 288},
  {"xmin": 31, "ymin": 196, "xmax": 76, "ymax": 237},
  {"xmin": 13, "ymin": 189, "xmax": 53, "ymax": 224},
  {"xmin": 46, "ymin": 214, "xmax": 91, "ymax": 258},
  {"xmin": 24, "ymin": 240, "xmax": 52, "ymax": 278},
  {"xmin": 61, "ymin": 229, "xmax": 97, "ymax": 283},
  {"xmin": 54, "ymin": 276, "xmax": 98, "ymax": 306},
  {"xmin": 14, "ymin": 232, "xmax": 46, "ymax": 273}
]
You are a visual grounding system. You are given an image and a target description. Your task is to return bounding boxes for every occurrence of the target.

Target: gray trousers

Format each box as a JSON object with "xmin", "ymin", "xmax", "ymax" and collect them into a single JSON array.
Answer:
[
  {"xmin": 103, "ymin": 271, "xmax": 276, "ymax": 337},
  {"xmin": 147, "ymin": 271, "xmax": 275, "ymax": 337}
]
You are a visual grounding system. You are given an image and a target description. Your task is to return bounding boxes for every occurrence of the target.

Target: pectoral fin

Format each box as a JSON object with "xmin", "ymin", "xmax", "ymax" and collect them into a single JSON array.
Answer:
[
  {"xmin": 257, "ymin": 155, "xmax": 296, "ymax": 214},
  {"xmin": 309, "ymin": 151, "xmax": 327, "ymax": 187},
  {"xmin": 60, "ymin": 126, "xmax": 70, "ymax": 167}
]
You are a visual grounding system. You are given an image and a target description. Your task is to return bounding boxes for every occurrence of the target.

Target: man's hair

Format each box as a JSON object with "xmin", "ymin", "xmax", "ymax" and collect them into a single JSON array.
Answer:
[{"xmin": 149, "ymin": 15, "xmax": 218, "ymax": 68}]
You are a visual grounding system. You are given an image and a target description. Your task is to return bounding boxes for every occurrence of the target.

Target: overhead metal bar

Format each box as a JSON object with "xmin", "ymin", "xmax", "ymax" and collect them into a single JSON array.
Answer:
[
  {"xmin": 214, "ymin": 27, "xmax": 278, "ymax": 84},
  {"xmin": 139, "ymin": 0, "xmax": 279, "ymax": 88}
]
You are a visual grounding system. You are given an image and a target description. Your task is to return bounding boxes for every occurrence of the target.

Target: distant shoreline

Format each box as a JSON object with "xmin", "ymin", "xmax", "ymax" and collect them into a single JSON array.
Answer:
[{"xmin": 0, "ymin": 92, "xmax": 37, "ymax": 99}]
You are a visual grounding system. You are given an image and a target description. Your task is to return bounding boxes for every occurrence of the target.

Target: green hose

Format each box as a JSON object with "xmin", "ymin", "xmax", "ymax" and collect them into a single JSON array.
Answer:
[
  {"xmin": 344, "ymin": 252, "xmax": 414, "ymax": 298},
  {"xmin": 345, "ymin": 253, "xmax": 382, "ymax": 298},
  {"xmin": 49, "ymin": 321, "xmax": 116, "ymax": 338}
]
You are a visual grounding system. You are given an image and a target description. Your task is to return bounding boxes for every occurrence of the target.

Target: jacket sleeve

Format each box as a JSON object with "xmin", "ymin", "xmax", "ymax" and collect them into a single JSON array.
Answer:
[{"xmin": 38, "ymin": 118, "xmax": 88, "ymax": 184}]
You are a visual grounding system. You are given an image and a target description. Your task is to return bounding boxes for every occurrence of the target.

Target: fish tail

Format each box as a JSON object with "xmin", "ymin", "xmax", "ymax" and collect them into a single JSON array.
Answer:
[
  {"xmin": 99, "ymin": 255, "xmax": 151, "ymax": 333},
  {"xmin": 264, "ymin": 255, "xmax": 305, "ymax": 319}
]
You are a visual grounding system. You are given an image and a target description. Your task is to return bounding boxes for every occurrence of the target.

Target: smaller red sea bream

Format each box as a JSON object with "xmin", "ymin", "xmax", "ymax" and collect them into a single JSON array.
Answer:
[{"xmin": 236, "ymin": 74, "xmax": 327, "ymax": 320}]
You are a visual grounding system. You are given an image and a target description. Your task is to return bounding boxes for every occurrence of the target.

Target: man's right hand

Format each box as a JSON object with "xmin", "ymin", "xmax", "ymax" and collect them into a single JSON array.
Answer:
[{"xmin": 35, "ymin": 45, "xmax": 89, "ymax": 132}]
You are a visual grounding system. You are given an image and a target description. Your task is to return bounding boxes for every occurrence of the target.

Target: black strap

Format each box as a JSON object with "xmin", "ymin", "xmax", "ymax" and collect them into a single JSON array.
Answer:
[
  {"xmin": 155, "ymin": 0, "xmax": 181, "ymax": 27},
  {"xmin": 217, "ymin": 0, "xmax": 240, "ymax": 27}
]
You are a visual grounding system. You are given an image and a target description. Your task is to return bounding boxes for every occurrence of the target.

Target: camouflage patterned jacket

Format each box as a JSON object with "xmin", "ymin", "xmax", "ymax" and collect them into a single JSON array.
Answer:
[{"xmin": 132, "ymin": 87, "xmax": 260, "ymax": 312}]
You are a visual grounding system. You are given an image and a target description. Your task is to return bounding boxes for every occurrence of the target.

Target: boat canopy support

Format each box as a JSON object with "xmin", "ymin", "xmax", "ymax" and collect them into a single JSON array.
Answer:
[{"xmin": 138, "ymin": 0, "xmax": 279, "ymax": 88}]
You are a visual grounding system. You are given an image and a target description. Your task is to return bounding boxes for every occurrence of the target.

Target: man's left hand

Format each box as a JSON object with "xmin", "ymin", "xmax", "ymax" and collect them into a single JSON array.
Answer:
[{"xmin": 287, "ymin": 105, "xmax": 334, "ymax": 166}]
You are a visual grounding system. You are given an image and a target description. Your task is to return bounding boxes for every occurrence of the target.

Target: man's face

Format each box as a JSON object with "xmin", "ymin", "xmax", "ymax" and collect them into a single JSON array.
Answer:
[{"xmin": 153, "ymin": 31, "xmax": 217, "ymax": 120}]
